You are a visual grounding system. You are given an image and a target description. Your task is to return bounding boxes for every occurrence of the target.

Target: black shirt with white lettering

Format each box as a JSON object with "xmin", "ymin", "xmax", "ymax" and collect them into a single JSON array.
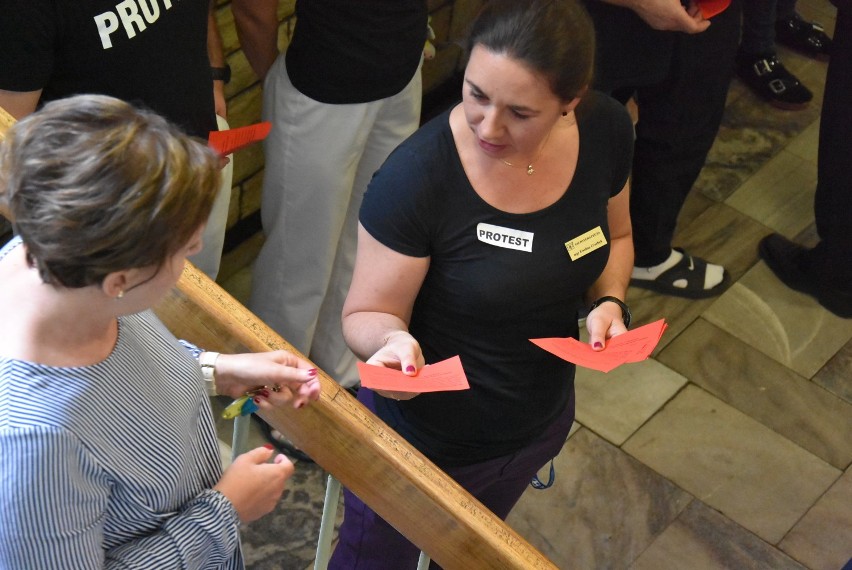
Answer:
[
  {"xmin": 0, "ymin": 0, "xmax": 215, "ymax": 138},
  {"xmin": 360, "ymin": 93, "xmax": 634, "ymax": 466}
]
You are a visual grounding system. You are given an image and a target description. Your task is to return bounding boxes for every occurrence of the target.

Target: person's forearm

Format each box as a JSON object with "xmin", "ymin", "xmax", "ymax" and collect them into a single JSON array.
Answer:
[
  {"xmin": 594, "ymin": 0, "xmax": 710, "ymax": 33},
  {"xmin": 207, "ymin": 2, "xmax": 227, "ymax": 118},
  {"xmin": 586, "ymin": 234, "xmax": 633, "ymax": 304},
  {"xmin": 343, "ymin": 311, "xmax": 413, "ymax": 362},
  {"xmin": 232, "ymin": 0, "xmax": 280, "ymax": 80}
]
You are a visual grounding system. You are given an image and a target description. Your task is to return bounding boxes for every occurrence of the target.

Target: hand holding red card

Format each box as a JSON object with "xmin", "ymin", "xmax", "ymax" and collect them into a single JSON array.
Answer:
[
  {"xmin": 530, "ymin": 319, "xmax": 668, "ymax": 373},
  {"xmin": 357, "ymin": 356, "xmax": 470, "ymax": 393}
]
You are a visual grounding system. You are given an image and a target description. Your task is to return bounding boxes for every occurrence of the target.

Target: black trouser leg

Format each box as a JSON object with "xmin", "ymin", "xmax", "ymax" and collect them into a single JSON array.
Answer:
[
  {"xmin": 808, "ymin": 9, "xmax": 852, "ymax": 287},
  {"xmin": 630, "ymin": 0, "xmax": 742, "ymax": 266}
]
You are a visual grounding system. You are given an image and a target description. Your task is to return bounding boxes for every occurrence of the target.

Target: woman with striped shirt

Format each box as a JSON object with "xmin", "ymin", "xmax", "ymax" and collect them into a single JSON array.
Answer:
[{"xmin": 0, "ymin": 95, "xmax": 320, "ymax": 569}]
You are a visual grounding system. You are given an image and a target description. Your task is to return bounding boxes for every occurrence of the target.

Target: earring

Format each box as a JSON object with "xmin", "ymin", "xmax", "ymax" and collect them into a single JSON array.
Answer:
[{"xmin": 117, "ymin": 291, "xmax": 124, "ymax": 299}]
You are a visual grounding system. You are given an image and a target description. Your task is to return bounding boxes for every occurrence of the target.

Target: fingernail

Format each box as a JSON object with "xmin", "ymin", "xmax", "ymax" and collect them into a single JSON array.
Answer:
[
  {"xmin": 594, "ymin": 342, "xmax": 603, "ymax": 349},
  {"xmin": 259, "ymin": 389, "xmax": 270, "ymax": 398},
  {"xmin": 263, "ymin": 444, "xmax": 274, "ymax": 450},
  {"xmin": 405, "ymin": 365, "xmax": 416, "ymax": 373},
  {"xmin": 253, "ymin": 396, "xmax": 261, "ymax": 404},
  {"xmin": 296, "ymin": 402, "xmax": 305, "ymax": 409},
  {"xmin": 307, "ymin": 368, "xmax": 318, "ymax": 377}
]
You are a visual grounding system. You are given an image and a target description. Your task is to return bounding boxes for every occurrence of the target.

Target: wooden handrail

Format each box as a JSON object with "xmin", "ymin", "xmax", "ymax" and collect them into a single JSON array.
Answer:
[{"xmin": 0, "ymin": 108, "xmax": 556, "ymax": 569}]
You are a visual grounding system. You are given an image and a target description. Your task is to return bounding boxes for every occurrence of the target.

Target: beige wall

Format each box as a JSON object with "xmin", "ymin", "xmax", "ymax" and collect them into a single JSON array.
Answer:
[{"xmin": 212, "ymin": 0, "xmax": 484, "ymax": 236}]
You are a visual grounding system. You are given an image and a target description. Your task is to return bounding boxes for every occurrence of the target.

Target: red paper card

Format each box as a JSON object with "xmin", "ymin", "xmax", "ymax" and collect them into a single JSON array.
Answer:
[
  {"xmin": 530, "ymin": 319, "xmax": 668, "ymax": 373},
  {"xmin": 208, "ymin": 122, "xmax": 272, "ymax": 156},
  {"xmin": 357, "ymin": 356, "xmax": 470, "ymax": 393}
]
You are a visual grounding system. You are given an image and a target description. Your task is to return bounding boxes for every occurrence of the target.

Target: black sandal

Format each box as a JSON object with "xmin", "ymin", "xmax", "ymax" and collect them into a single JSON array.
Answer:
[
  {"xmin": 631, "ymin": 249, "xmax": 730, "ymax": 299},
  {"xmin": 253, "ymin": 415, "xmax": 314, "ymax": 463},
  {"xmin": 775, "ymin": 14, "xmax": 832, "ymax": 61}
]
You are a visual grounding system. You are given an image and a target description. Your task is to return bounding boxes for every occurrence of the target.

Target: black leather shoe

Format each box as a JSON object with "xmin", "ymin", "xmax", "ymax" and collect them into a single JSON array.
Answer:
[
  {"xmin": 759, "ymin": 234, "xmax": 852, "ymax": 318},
  {"xmin": 736, "ymin": 52, "xmax": 813, "ymax": 110},
  {"xmin": 776, "ymin": 14, "xmax": 832, "ymax": 61}
]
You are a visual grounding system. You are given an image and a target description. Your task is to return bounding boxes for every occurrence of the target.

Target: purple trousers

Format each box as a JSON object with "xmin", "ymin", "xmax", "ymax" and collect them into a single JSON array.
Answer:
[{"xmin": 328, "ymin": 388, "xmax": 575, "ymax": 569}]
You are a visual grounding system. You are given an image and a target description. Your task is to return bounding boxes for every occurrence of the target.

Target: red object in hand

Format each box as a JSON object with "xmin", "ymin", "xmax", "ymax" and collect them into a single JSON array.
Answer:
[{"xmin": 696, "ymin": 0, "xmax": 730, "ymax": 18}]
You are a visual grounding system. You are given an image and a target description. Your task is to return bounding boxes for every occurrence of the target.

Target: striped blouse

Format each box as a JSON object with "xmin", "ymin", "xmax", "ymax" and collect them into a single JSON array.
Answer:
[{"xmin": 0, "ymin": 238, "xmax": 243, "ymax": 569}]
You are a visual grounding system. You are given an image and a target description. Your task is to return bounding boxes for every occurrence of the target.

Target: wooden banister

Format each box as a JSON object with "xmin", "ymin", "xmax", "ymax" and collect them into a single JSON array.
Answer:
[{"xmin": 0, "ymin": 108, "xmax": 556, "ymax": 569}]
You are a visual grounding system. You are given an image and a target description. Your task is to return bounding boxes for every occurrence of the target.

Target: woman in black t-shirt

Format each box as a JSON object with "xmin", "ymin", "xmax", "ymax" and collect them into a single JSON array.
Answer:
[{"xmin": 331, "ymin": 1, "xmax": 635, "ymax": 567}]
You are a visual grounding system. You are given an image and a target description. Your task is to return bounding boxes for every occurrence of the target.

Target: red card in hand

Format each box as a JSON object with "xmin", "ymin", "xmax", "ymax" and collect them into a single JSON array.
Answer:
[
  {"xmin": 208, "ymin": 122, "xmax": 272, "ymax": 156},
  {"xmin": 696, "ymin": 0, "xmax": 730, "ymax": 18},
  {"xmin": 357, "ymin": 356, "xmax": 470, "ymax": 393}
]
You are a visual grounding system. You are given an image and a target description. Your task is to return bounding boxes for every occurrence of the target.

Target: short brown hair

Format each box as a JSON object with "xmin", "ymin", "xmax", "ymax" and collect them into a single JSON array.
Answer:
[{"xmin": 0, "ymin": 95, "xmax": 221, "ymax": 287}]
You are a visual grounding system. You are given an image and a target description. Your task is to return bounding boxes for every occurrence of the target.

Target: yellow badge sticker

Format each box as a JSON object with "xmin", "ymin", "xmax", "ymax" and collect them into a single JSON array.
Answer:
[{"xmin": 565, "ymin": 226, "xmax": 607, "ymax": 261}]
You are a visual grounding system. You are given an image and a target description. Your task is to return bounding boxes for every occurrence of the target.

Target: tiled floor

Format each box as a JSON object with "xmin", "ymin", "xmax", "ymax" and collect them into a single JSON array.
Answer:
[{"xmin": 217, "ymin": 2, "xmax": 851, "ymax": 567}]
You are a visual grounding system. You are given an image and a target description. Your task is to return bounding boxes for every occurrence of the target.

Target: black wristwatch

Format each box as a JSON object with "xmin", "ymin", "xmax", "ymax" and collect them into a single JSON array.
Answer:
[
  {"xmin": 589, "ymin": 296, "xmax": 631, "ymax": 328},
  {"xmin": 211, "ymin": 64, "xmax": 231, "ymax": 84}
]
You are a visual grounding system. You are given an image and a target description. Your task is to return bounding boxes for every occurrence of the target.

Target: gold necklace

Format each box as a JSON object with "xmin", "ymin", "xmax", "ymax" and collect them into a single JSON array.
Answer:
[{"xmin": 500, "ymin": 127, "xmax": 553, "ymax": 176}]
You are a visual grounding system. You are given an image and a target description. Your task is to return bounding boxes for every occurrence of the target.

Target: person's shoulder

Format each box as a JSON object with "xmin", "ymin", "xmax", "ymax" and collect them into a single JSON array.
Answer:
[
  {"xmin": 379, "ymin": 108, "xmax": 454, "ymax": 175},
  {"xmin": 578, "ymin": 91, "xmax": 630, "ymax": 121},
  {"xmin": 578, "ymin": 91, "xmax": 633, "ymax": 136}
]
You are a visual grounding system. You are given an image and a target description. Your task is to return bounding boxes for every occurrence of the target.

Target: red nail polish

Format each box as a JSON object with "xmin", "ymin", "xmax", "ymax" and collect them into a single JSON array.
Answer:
[
  {"xmin": 263, "ymin": 444, "xmax": 274, "ymax": 450},
  {"xmin": 594, "ymin": 342, "xmax": 603, "ymax": 349},
  {"xmin": 259, "ymin": 389, "xmax": 270, "ymax": 398},
  {"xmin": 253, "ymin": 396, "xmax": 261, "ymax": 404},
  {"xmin": 307, "ymin": 368, "xmax": 318, "ymax": 377},
  {"xmin": 405, "ymin": 365, "xmax": 415, "ymax": 373},
  {"xmin": 296, "ymin": 402, "xmax": 305, "ymax": 409}
]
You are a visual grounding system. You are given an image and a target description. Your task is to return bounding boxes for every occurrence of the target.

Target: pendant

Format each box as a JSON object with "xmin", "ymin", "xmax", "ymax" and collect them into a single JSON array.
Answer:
[{"xmin": 526, "ymin": 164, "xmax": 535, "ymax": 175}]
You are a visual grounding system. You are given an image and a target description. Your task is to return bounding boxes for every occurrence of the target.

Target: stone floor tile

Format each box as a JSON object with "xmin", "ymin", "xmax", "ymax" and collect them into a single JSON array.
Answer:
[
  {"xmin": 698, "ymin": 92, "xmax": 819, "ymax": 203},
  {"xmin": 507, "ymin": 428, "xmax": 692, "ymax": 569},
  {"xmin": 724, "ymin": 150, "xmax": 818, "ymax": 238},
  {"xmin": 631, "ymin": 500, "xmax": 806, "ymax": 570},
  {"xmin": 623, "ymin": 386, "xmax": 840, "ymax": 543},
  {"xmin": 784, "ymin": 119, "xmax": 820, "ymax": 163},
  {"xmin": 797, "ymin": 0, "xmax": 840, "ymax": 29},
  {"xmin": 780, "ymin": 466, "xmax": 852, "ymax": 570},
  {"xmin": 657, "ymin": 318, "xmax": 852, "ymax": 469},
  {"xmin": 813, "ymin": 338, "xmax": 852, "ymax": 405},
  {"xmin": 574, "ymin": 359, "xmax": 686, "ymax": 446},
  {"xmin": 703, "ymin": 263, "xmax": 852, "ymax": 378}
]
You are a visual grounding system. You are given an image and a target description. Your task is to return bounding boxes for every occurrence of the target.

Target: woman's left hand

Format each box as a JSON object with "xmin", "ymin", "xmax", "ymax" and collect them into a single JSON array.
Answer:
[
  {"xmin": 213, "ymin": 351, "xmax": 321, "ymax": 409},
  {"xmin": 587, "ymin": 302, "xmax": 629, "ymax": 351},
  {"xmin": 367, "ymin": 330, "xmax": 425, "ymax": 401}
]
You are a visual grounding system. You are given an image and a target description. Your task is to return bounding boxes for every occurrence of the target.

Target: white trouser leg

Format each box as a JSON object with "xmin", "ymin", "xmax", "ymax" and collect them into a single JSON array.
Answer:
[
  {"xmin": 190, "ymin": 114, "xmax": 232, "ymax": 280},
  {"xmin": 250, "ymin": 55, "xmax": 420, "ymax": 386},
  {"xmin": 310, "ymin": 65, "xmax": 422, "ymax": 385}
]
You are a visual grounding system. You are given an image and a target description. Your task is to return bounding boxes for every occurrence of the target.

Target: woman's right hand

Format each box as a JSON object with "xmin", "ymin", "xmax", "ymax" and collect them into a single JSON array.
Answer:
[
  {"xmin": 368, "ymin": 330, "xmax": 425, "ymax": 401},
  {"xmin": 214, "ymin": 446, "xmax": 294, "ymax": 523}
]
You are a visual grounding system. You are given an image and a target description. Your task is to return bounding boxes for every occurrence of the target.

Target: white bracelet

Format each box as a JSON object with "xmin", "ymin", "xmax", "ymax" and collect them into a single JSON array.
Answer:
[{"xmin": 199, "ymin": 351, "xmax": 220, "ymax": 396}]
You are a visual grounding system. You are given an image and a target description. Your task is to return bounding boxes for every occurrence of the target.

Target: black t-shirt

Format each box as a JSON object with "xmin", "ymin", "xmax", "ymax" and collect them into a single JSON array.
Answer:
[
  {"xmin": 0, "ymin": 0, "xmax": 216, "ymax": 138},
  {"xmin": 285, "ymin": 0, "xmax": 427, "ymax": 104},
  {"xmin": 360, "ymin": 93, "xmax": 634, "ymax": 466}
]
